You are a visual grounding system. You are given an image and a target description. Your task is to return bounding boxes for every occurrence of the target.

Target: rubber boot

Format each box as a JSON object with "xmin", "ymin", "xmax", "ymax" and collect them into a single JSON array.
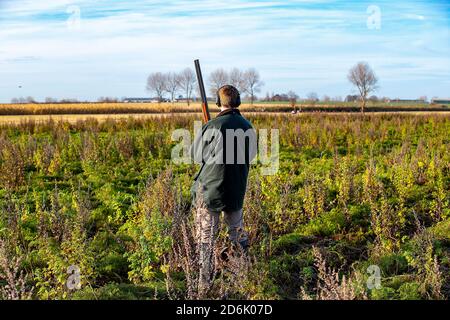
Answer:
[{"xmin": 239, "ymin": 239, "xmax": 249, "ymax": 254}]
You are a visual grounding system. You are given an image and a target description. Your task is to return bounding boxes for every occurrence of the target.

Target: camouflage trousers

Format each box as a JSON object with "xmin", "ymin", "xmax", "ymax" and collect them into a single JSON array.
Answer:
[
  {"xmin": 196, "ymin": 207, "xmax": 248, "ymax": 245},
  {"xmin": 196, "ymin": 207, "xmax": 248, "ymax": 297}
]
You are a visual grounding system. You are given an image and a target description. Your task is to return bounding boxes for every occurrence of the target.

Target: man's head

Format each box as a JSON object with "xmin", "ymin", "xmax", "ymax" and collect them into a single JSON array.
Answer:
[{"xmin": 216, "ymin": 85, "xmax": 241, "ymax": 109}]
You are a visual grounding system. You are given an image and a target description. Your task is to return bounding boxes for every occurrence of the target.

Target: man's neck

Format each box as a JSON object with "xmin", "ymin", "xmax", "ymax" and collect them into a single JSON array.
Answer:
[{"xmin": 217, "ymin": 107, "xmax": 241, "ymax": 118}]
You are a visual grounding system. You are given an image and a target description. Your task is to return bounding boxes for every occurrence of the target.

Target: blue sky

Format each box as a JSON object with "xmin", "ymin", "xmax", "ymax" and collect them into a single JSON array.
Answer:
[{"xmin": 0, "ymin": 0, "xmax": 449, "ymax": 102}]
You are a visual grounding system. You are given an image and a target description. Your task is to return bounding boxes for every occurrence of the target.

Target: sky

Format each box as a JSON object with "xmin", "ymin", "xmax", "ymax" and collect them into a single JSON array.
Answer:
[{"xmin": 0, "ymin": 0, "xmax": 449, "ymax": 102}]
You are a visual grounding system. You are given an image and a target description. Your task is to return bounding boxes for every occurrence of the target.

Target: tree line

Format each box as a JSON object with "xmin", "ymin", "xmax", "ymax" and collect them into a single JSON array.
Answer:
[
  {"xmin": 146, "ymin": 62, "xmax": 379, "ymax": 112},
  {"xmin": 10, "ymin": 97, "xmax": 121, "ymax": 104},
  {"xmin": 11, "ymin": 62, "xmax": 434, "ymax": 114},
  {"xmin": 146, "ymin": 67, "xmax": 264, "ymax": 105}
]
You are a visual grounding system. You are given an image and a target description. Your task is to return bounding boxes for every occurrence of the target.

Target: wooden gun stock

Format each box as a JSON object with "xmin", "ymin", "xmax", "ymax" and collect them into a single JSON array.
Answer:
[{"xmin": 194, "ymin": 59, "xmax": 211, "ymax": 123}]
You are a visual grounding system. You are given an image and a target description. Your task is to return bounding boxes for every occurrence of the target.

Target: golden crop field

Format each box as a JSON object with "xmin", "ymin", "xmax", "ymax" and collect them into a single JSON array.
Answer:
[
  {"xmin": 0, "ymin": 101, "xmax": 448, "ymax": 117},
  {"xmin": 0, "ymin": 102, "xmax": 197, "ymax": 115},
  {"xmin": 0, "ymin": 102, "xmax": 295, "ymax": 115}
]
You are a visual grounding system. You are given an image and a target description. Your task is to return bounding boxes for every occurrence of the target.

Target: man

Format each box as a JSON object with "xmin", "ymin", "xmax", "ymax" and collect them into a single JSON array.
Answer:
[{"xmin": 191, "ymin": 85, "xmax": 256, "ymax": 294}]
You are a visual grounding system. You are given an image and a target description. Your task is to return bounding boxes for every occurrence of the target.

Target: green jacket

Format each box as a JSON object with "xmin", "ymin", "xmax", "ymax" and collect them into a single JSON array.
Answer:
[{"xmin": 191, "ymin": 108, "xmax": 255, "ymax": 213}]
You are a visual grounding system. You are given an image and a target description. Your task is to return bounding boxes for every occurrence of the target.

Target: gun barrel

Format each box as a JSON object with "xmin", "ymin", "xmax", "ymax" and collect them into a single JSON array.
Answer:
[{"xmin": 194, "ymin": 59, "xmax": 211, "ymax": 123}]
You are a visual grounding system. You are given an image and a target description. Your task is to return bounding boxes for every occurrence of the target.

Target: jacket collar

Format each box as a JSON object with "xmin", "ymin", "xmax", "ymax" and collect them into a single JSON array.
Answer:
[{"xmin": 216, "ymin": 108, "xmax": 241, "ymax": 118}]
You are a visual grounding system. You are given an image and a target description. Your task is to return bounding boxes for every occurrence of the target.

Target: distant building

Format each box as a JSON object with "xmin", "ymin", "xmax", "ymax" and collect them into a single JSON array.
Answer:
[
  {"xmin": 345, "ymin": 95, "xmax": 359, "ymax": 102},
  {"xmin": 271, "ymin": 94, "xmax": 289, "ymax": 102},
  {"xmin": 175, "ymin": 96, "xmax": 193, "ymax": 103},
  {"xmin": 387, "ymin": 99, "xmax": 427, "ymax": 104},
  {"xmin": 123, "ymin": 97, "xmax": 161, "ymax": 103},
  {"xmin": 431, "ymin": 98, "xmax": 450, "ymax": 104}
]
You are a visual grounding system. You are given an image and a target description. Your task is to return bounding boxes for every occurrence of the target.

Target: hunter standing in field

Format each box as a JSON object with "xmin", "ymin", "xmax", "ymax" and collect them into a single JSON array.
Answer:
[{"xmin": 191, "ymin": 85, "xmax": 256, "ymax": 295}]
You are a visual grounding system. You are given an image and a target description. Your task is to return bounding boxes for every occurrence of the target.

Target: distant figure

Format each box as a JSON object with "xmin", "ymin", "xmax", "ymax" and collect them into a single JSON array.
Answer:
[{"xmin": 191, "ymin": 85, "xmax": 256, "ymax": 296}]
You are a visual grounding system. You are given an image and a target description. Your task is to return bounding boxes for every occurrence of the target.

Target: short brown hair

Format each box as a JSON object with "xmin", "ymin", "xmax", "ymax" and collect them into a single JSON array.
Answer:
[{"xmin": 217, "ymin": 85, "xmax": 240, "ymax": 108}]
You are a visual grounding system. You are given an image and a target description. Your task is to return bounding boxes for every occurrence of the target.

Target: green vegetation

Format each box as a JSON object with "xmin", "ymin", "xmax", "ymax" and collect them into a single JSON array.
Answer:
[{"xmin": 0, "ymin": 113, "xmax": 448, "ymax": 300}]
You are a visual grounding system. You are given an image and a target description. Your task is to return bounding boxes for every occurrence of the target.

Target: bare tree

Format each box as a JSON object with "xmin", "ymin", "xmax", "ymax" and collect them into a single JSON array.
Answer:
[
  {"xmin": 178, "ymin": 68, "xmax": 197, "ymax": 106},
  {"xmin": 45, "ymin": 97, "xmax": 58, "ymax": 103},
  {"xmin": 229, "ymin": 68, "xmax": 245, "ymax": 91},
  {"xmin": 146, "ymin": 72, "xmax": 167, "ymax": 102},
  {"xmin": 242, "ymin": 68, "xmax": 264, "ymax": 105},
  {"xmin": 287, "ymin": 91, "xmax": 299, "ymax": 113},
  {"xmin": 26, "ymin": 96, "xmax": 36, "ymax": 104},
  {"xmin": 369, "ymin": 95, "xmax": 379, "ymax": 102},
  {"xmin": 165, "ymin": 72, "xmax": 180, "ymax": 104},
  {"xmin": 305, "ymin": 92, "xmax": 319, "ymax": 107},
  {"xmin": 346, "ymin": 95, "xmax": 359, "ymax": 102},
  {"xmin": 98, "ymin": 97, "xmax": 118, "ymax": 103},
  {"xmin": 209, "ymin": 69, "xmax": 229, "ymax": 96},
  {"xmin": 60, "ymin": 98, "xmax": 78, "ymax": 103},
  {"xmin": 307, "ymin": 92, "xmax": 318, "ymax": 101},
  {"xmin": 347, "ymin": 62, "xmax": 378, "ymax": 114}
]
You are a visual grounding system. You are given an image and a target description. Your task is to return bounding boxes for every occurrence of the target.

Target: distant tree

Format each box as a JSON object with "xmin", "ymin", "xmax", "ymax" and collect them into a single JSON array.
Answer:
[
  {"xmin": 11, "ymin": 98, "xmax": 19, "ymax": 104},
  {"xmin": 60, "ymin": 98, "xmax": 79, "ymax": 103},
  {"xmin": 165, "ymin": 72, "xmax": 180, "ymax": 104},
  {"xmin": 347, "ymin": 62, "xmax": 378, "ymax": 114},
  {"xmin": 146, "ymin": 72, "xmax": 167, "ymax": 102},
  {"xmin": 307, "ymin": 92, "xmax": 319, "ymax": 104},
  {"xmin": 45, "ymin": 97, "xmax": 58, "ymax": 103},
  {"xmin": 334, "ymin": 96, "xmax": 343, "ymax": 102},
  {"xmin": 287, "ymin": 91, "xmax": 299, "ymax": 113},
  {"xmin": 209, "ymin": 69, "xmax": 229, "ymax": 96},
  {"xmin": 229, "ymin": 68, "xmax": 245, "ymax": 91},
  {"xmin": 178, "ymin": 68, "xmax": 196, "ymax": 106},
  {"xmin": 345, "ymin": 95, "xmax": 359, "ymax": 102},
  {"xmin": 322, "ymin": 95, "xmax": 331, "ymax": 102},
  {"xmin": 98, "ymin": 97, "xmax": 118, "ymax": 103},
  {"xmin": 26, "ymin": 96, "xmax": 36, "ymax": 103},
  {"xmin": 369, "ymin": 95, "xmax": 379, "ymax": 103},
  {"xmin": 242, "ymin": 68, "xmax": 264, "ymax": 105}
]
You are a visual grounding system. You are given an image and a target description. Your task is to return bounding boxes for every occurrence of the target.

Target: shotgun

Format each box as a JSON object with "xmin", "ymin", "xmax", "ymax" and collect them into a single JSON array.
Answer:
[{"xmin": 194, "ymin": 59, "xmax": 211, "ymax": 123}]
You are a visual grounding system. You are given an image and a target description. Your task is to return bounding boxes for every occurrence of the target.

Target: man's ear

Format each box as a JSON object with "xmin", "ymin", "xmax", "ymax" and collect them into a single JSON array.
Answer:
[{"xmin": 236, "ymin": 93, "xmax": 241, "ymax": 108}]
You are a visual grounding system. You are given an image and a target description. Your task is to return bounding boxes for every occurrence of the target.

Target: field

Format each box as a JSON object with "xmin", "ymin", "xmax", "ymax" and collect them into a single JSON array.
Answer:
[
  {"xmin": 0, "ymin": 101, "xmax": 448, "ymax": 116},
  {"xmin": 0, "ymin": 113, "xmax": 449, "ymax": 300}
]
